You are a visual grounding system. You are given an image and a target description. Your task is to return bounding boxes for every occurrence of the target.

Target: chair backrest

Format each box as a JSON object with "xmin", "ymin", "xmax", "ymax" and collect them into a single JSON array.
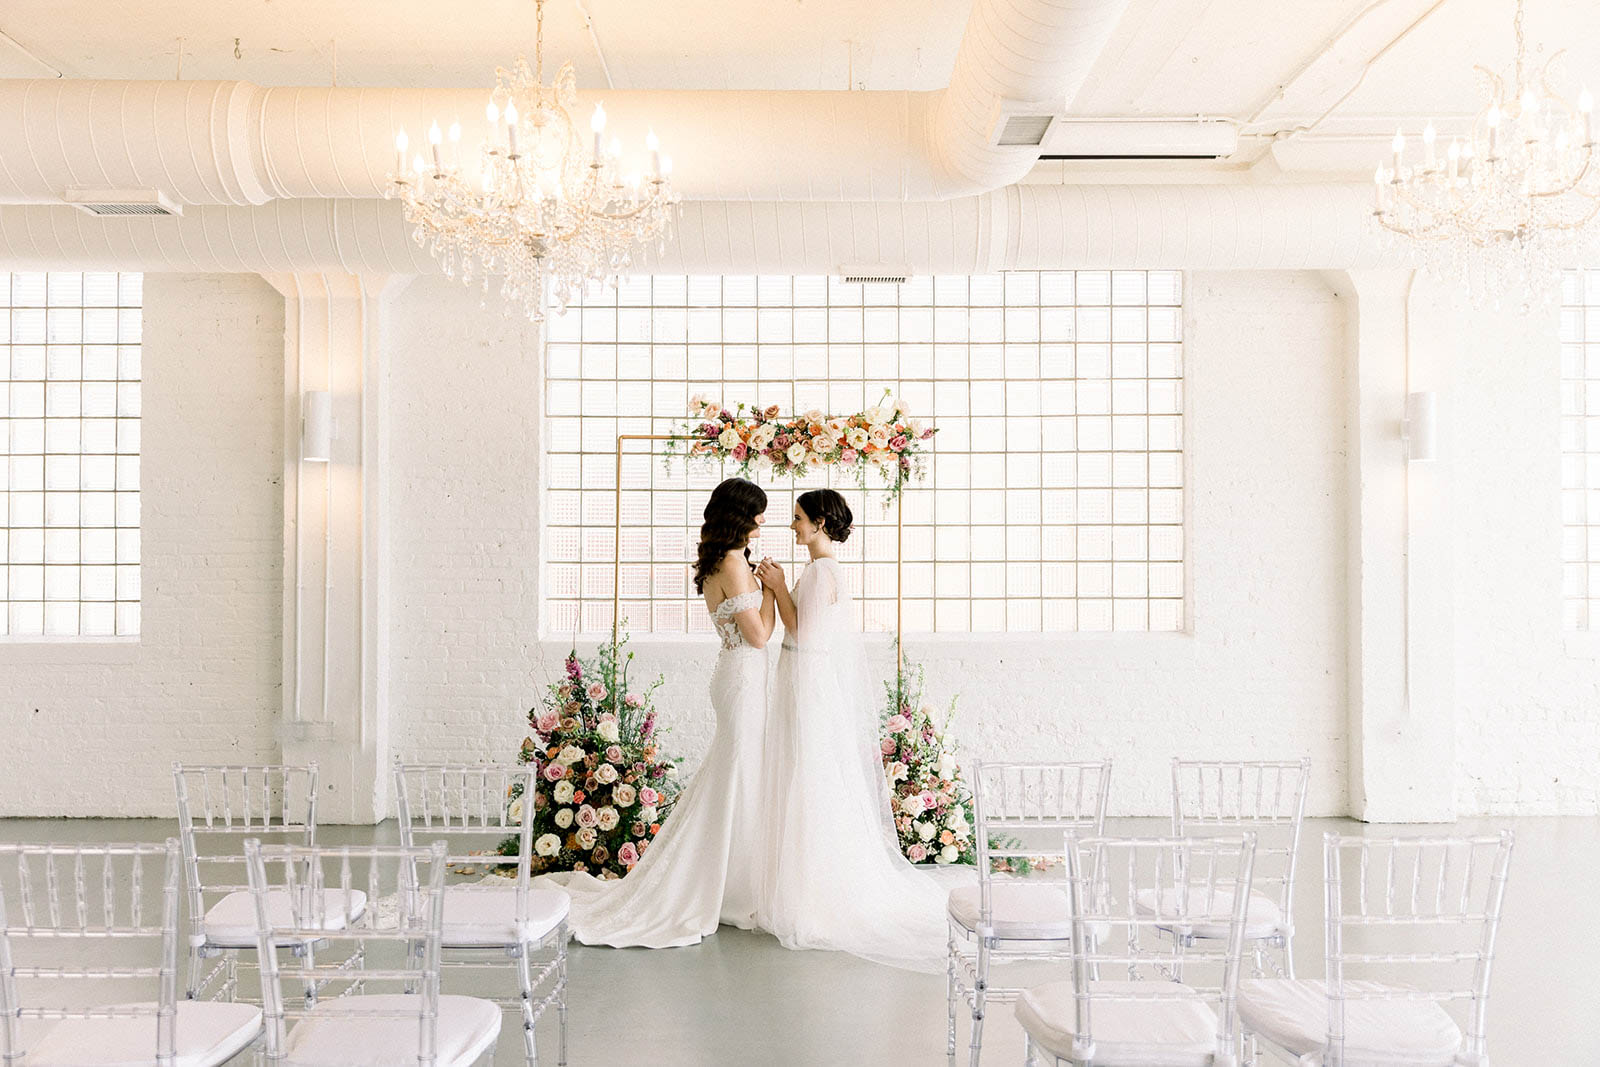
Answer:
[
  {"xmin": 1063, "ymin": 833, "xmax": 1257, "ymax": 1064},
  {"xmin": 971, "ymin": 760, "xmax": 1111, "ymax": 915},
  {"xmin": 245, "ymin": 840, "xmax": 449, "ymax": 1065},
  {"xmin": 1322, "ymin": 831, "xmax": 1514, "ymax": 1064},
  {"xmin": 1171, "ymin": 758, "xmax": 1310, "ymax": 920},
  {"xmin": 0, "ymin": 840, "xmax": 182, "ymax": 1064},
  {"xmin": 173, "ymin": 763, "xmax": 318, "ymax": 948},
  {"xmin": 392, "ymin": 762, "xmax": 535, "ymax": 873}
]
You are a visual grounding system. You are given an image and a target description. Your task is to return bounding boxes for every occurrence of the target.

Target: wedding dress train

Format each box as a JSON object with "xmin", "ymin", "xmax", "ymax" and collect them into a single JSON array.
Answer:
[
  {"xmin": 539, "ymin": 590, "xmax": 768, "ymax": 948},
  {"xmin": 757, "ymin": 557, "xmax": 960, "ymax": 972}
]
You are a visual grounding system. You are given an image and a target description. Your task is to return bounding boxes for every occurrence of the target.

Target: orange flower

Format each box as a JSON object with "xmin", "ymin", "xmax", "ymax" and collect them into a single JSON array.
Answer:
[{"xmin": 650, "ymin": 823, "xmax": 661, "ymax": 835}]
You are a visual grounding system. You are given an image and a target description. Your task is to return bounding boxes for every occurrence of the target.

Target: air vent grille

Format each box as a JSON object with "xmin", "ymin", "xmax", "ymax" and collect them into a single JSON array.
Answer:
[
  {"xmin": 842, "ymin": 273, "xmax": 909, "ymax": 285},
  {"xmin": 996, "ymin": 114, "xmax": 1055, "ymax": 147},
  {"xmin": 75, "ymin": 203, "xmax": 177, "ymax": 216},
  {"xmin": 62, "ymin": 187, "xmax": 182, "ymax": 217}
]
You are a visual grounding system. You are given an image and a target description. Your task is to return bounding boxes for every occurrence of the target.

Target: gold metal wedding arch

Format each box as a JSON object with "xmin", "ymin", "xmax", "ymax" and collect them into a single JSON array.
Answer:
[{"xmin": 611, "ymin": 433, "xmax": 906, "ymax": 669}]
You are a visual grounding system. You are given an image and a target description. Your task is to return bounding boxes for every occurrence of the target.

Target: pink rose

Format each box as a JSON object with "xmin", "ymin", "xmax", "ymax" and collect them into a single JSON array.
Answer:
[
  {"xmin": 908, "ymin": 843, "xmax": 928, "ymax": 863},
  {"xmin": 840, "ymin": 448, "xmax": 858, "ymax": 464},
  {"xmin": 885, "ymin": 714, "xmax": 911, "ymax": 734},
  {"xmin": 890, "ymin": 435, "xmax": 908, "ymax": 451},
  {"xmin": 639, "ymin": 786, "xmax": 660, "ymax": 806},
  {"xmin": 542, "ymin": 763, "xmax": 567, "ymax": 782},
  {"xmin": 619, "ymin": 842, "xmax": 640, "ymax": 867},
  {"xmin": 535, "ymin": 712, "xmax": 559, "ymax": 734},
  {"xmin": 920, "ymin": 427, "xmax": 935, "ymax": 440},
  {"xmin": 624, "ymin": 693, "xmax": 642, "ymax": 708},
  {"xmin": 606, "ymin": 745, "xmax": 624, "ymax": 763},
  {"xmin": 921, "ymin": 790, "xmax": 938, "ymax": 809},
  {"xmin": 586, "ymin": 682, "xmax": 607, "ymax": 702},
  {"xmin": 880, "ymin": 738, "xmax": 897, "ymax": 756},
  {"xmin": 577, "ymin": 805, "xmax": 599, "ymax": 828},
  {"xmin": 732, "ymin": 442, "xmax": 749, "ymax": 461}
]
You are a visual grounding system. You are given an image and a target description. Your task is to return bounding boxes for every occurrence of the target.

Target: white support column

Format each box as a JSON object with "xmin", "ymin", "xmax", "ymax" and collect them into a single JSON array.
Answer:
[
  {"xmin": 1333, "ymin": 269, "xmax": 1455, "ymax": 822},
  {"xmin": 264, "ymin": 272, "xmax": 393, "ymax": 823}
]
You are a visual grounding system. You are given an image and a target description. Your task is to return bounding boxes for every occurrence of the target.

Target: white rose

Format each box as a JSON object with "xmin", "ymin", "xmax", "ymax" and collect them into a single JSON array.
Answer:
[
  {"xmin": 596, "ymin": 763, "xmax": 619, "ymax": 785},
  {"xmin": 937, "ymin": 751, "xmax": 958, "ymax": 779},
  {"xmin": 718, "ymin": 427, "xmax": 740, "ymax": 449},
  {"xmin": 938, "ymin": 845, "xmax": 959, "ymax": 864},
  {"xmin": 946, "ymin": 810, "xmax": 969, "ymax": 833},
  {"xmin": 535, "ymin": 833, "xmax": 561, "ymax": 857},
  {"xmin": 866, "ymin": 405, "xmax": 889, "ymax": 424},
  {"xmin": 751, "ymin": 424, "xmax": 776, "ymax": 448},
  {"xmin": 554, "ymin": 807, "xmax": 574, "ymax": 828},
  {"xmin": 596, "ymin": 720, "xmax": 620, "ymax": 743},
  {"xmin": 553, "ymin": 780, "xmax": 576, "ymax": 803},
  {"xmin": 785, "ymin": 442, "xmax": 808, "ymax": 464},
  {"xmin": 869, "ymin": 426, "xmax": 890, "ymax": 446},
  {"xmin": 597, "ymin": 806, "xmax": 620, "ymax": 831},
  {"xmin": 900, "ymin": 793, "xmax": 926, "ymax": 817},
  {"xmin": 508, "ymin": 797, "xmax": 524, "ymax": 824},
  {"xmin": 802, "ymin": 409, "xmax": 825, "ymax": 423},
  {"xmin": 613, "ymin": 783, "xmax": 638, "ymax": 807},
  {"xmin": 846, "ymin": 427, "xmax": 869, "ymax": 449},
  {"xmin": 576, "ymin": 827, "xmax": 598, "ymax": 850},
  {"xmin": 916, "ymin": 820, "xmax": 936, "ymax": 842},
  {"xmin": 886, "ymin": 761, "xmax": 908, "ymax": 783},
  {"xmin": 557, "ymin": 745, "xmax": 586, "ymax": 766},
  {"xmin": 908, "ymin": 417, "xmax": 925, "ymax": 437},
  {"xmin": 639, "ymin": 805, "xmax": 659, "ymax": 824}
]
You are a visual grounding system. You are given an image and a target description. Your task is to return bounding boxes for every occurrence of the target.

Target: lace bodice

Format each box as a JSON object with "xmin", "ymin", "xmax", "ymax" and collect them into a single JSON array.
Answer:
[{"xmin": 710, "ymin": 590, "xmax": 764, "ymax": 650}]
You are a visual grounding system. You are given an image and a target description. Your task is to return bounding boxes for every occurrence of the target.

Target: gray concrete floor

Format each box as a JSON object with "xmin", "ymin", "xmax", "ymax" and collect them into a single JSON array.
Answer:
[{"xmin": 0, "ymin": 815, "xmax": 1593, "ymax": 1065}]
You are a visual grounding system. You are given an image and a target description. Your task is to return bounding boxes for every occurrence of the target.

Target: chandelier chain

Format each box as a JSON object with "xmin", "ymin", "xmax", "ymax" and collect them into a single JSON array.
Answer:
[
  {"xmin": 1513, "ymin": 0, "xmax": 1525, "ymax": 93},
  {"xmin": 535, "ymin": 0, "xmax": 544, "ymax": 88}
]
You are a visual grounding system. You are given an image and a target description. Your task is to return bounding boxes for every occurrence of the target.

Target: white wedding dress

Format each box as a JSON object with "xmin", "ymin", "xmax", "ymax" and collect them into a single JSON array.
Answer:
[
  {"xmin": 540, "ymin": 589, "xmax": 768, "ymax": 947},
  {"xmin": 757, "ymin": 557, "xmax": 959, "ymax": 972}
]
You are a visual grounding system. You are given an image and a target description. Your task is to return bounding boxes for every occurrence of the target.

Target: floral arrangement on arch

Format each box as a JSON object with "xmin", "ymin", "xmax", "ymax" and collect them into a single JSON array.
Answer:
[
  {"xmin": 881, "ymin": 655, "xmax": 1042, "ymax": 875},
  {"xmin": 498, "ymin": 636, "xmax": 682, "ymax": 880},
  {"xmin": 666, "ymin": 391, "xmax": 935, "ymax": 499}
]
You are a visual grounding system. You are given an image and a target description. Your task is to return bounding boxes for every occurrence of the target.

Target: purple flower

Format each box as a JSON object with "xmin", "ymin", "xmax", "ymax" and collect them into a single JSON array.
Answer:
[
  {"xmin": 641, "ymin": 712, "xmax": 656, "ymax": 739},
  {"xmin": 565, "ymin": 656, "xmax": 582, "ymax": 680}
]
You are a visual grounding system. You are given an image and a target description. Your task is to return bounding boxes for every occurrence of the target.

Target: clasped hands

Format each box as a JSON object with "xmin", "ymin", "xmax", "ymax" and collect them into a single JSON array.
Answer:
[{"xmin": 753, "ymin": 557, "xmax": 787, "ymax": 591}]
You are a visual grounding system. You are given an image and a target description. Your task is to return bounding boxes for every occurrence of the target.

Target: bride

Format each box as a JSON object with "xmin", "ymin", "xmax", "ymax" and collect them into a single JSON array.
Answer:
[
  {"xmin": 545, "ymin": 477, "xmax": 776, "ymax": 947},
  {"xmin": 754, "ymin": 489, "xmax": 955, "ymax": 972}
]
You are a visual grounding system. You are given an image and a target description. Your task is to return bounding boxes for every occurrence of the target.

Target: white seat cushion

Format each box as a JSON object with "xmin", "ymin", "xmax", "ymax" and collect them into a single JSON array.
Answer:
[
  {"xmin": 282, "ymin": 993, "xmax": 500, "ymax": 1067},
  {"xmin": 440, "ymin": 885, "xmax": 570, "ymax": 947},
  {"xmin": 1015, "ymin": 979, "xmax": 1222, "ymax": 1066},
  {"xmin": 203, "ymin": 887, "xmax": 369, "ymax": 947},
  {"xmin": 1239, "ymin": 979, "xmax": 1464, "ymax": 1066},
  {"xmin": 1134, "ymin": 886, "xmax": 1287, "ymax": 940},
  {"xmin": 948, "ymin": 882, "xmax": 1074, "ymax": 940},
  {"xmin": 26, "ymin": 1001, "xmax": 262, "ymax": 1067}
]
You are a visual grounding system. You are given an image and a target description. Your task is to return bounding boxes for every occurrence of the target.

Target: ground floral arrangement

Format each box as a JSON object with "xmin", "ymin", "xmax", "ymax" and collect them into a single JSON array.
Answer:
[
  {"xmin": 498, "ymin": 636, "xmax": 681, "ymax": 879},
  {"xmin": 666, "ymin": 392, "xmax": 935, "ymax": 500},
  {"xmin": 881, "ymin": 656, "xmax": 1041, "ymax": 874}
]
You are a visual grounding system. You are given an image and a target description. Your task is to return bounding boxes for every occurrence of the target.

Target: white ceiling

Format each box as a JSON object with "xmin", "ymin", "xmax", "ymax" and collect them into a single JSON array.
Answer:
[{"xmin": 5, "ymin": 0, "xmax": 1600, "ymax": 172}]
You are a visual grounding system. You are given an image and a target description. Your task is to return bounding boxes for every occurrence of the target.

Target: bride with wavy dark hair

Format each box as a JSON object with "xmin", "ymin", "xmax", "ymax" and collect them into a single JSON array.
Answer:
[{"xmin": 548, "ymin": 477, "xmax": 776, "ymax": 947}]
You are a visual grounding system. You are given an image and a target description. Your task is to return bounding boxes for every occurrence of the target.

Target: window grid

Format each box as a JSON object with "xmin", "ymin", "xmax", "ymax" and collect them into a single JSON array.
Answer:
[
  {"xmin": 1, "ymin": 271, "xmax": 142, "ymax": 638},
  {"xmin": 1559, "ymin": 269, "xmax": 1600, "ymax": 631},
  {"xmin": 543, "ymin": 271, "xmax": 1183, "ymax": 635}
]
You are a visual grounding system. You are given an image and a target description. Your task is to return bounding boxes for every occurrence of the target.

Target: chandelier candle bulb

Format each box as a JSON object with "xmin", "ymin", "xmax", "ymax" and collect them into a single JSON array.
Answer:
[
  {"xmin": 646, "ymin": 128, "xmax": 660, "ymax": 178},
  {"xmin": 504, "ymin": 100, "xmax": 519, "ymax": 157},
  {"xmin": 1392, "ymin": 130, "xmax": 1404, "ymax": 178},
  {"xmin": 1374, "ymin": 165, "xmax": 1387, "ymax": 212},
  {"xmin": 394, "ymin": 129, "xmax": 408, "ymax": 176},
  {"xmin": 591, "ymin": 103, "xmax": 606, "ymax": 157}
]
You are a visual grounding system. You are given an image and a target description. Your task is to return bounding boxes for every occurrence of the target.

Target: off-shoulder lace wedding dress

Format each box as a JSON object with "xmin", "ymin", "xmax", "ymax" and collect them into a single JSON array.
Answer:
[
  {"xmin": 540, "ymin": 589, "xmax": 768, "ymax": 947},
  {"xmin": 757, "ymin": 557, "xmax": 958, "ymax": 972}
]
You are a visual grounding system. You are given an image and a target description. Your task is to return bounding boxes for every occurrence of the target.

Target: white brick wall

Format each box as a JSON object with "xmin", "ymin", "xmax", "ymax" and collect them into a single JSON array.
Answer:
[
  {"xmin": 0, "ymin": 273, "xmax": 284, "ymax": 816},
  {"xmin": 386, "ymin": 271, "xmax": 1351, "ymax": 816}
]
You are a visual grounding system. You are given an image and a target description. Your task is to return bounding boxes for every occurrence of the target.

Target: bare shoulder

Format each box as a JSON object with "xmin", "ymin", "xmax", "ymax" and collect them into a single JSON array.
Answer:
[{"xmin": 717, "ymin": 552, "xmax": 757, "ymax": 594}]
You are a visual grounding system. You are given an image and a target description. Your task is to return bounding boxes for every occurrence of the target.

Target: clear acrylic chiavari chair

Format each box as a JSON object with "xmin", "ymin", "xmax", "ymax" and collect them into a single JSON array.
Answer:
[
  {"xmin": 946, "ymin": 759, "xmax": 1113, "ymax": 1067},
  {"xmin": 0, "ymin": 839, "xmax": 263, "ymax": 1065},
  {"xmin": 1015, "ymin": 833, "xmax": 1258, "ymax": 1067},
  {"xmin": 245, "ymin": 839, "xmax": 503, "ymax": 1066},
  {"xmin": 1239, "ymin": 830, "xmax": 1515, "ymax": 1067},
  {"xmin": 173, "ymin": 762, "xmax": 360, "ymax": 1004},
  {"xmin": 393, "ymin": 762, "xmax": 570, "ymax": 1067},
  {"xmin": 1163, "ymin": 758, "xmax": 1311, "ymax": 978}
]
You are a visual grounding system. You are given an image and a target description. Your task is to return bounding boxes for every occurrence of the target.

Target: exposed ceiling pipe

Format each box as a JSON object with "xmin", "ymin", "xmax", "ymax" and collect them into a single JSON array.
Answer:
[
  {"xmin": 0, "ymin": 184, "xmax": 1402, "ymax": 274},
  {"xmin": 0, "ymin": 0, "xmax": 1136, "ymax": 207}
]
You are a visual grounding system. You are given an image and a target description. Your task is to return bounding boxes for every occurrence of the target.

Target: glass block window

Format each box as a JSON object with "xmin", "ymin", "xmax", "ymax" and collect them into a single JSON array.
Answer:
[
  {"xmin": 543, "ymin": 271, "xmax": 1184, "ymax": 636},
  {"xmin": 2, "ymin": 272, "xmax": 142, "ymax": 638},
  {"xmin": 1560, "ymin": 269, "xmax": 1600, "ymax": 631}
]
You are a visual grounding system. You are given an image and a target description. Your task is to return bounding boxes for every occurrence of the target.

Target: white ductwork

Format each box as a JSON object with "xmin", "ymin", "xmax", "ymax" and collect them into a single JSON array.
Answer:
[
  {"xmin": 0, "ymin": 0, "xmax": 1134, "ymax": 207},
  {"xmin": 0, "ymin": 184, "xmax": 1402, "ymax": 274}
]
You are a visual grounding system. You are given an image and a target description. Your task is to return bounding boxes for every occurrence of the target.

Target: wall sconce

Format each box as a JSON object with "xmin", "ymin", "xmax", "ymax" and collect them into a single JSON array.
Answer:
[
  {"xmin": 302, "ymin": 391, "xmax": 333, "ymax": 462},
  {"xmin": 1403, "ymin": 390, "xmax": 1437, "ymax": 462}
]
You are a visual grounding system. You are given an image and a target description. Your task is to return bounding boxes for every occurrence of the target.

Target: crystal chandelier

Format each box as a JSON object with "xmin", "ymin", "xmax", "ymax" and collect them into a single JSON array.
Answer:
[
  {"xmin": 1372, "ymin": 0, "xmax": 1599, "ymax": 307},
  {"xmin": 385, "ymin": 0, "xmax": 678, "ymax": 321}
]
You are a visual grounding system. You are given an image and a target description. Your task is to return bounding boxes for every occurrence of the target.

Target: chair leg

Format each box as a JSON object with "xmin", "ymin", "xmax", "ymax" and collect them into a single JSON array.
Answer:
[
  {"xmin": 515, "ymin": 943, "xmax": 539, "ymax": 1067},
  {"xmin": 966, "ymin": 935, "xmax": 991, "ymax": 1067},
  {"xmin": 556, "ymin": 924, "xmax": 570, "ymax": 1067},
  {"xmin": 946, "ymin": 933, "xmax": 960, "ymax": 1063}
]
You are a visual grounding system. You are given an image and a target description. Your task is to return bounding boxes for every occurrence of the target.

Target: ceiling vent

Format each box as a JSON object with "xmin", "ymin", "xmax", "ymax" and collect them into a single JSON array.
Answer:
[
  {"xmin": 995, "ymin": 114, "xmax": 1057, "ymax": 147},
  {"xmin": 62, "ymin": 187, "xmax": 182, "ymax": 217},
  {"xmin": 840, "ymin": 266, "xmax": 910, "ymax": 285}
]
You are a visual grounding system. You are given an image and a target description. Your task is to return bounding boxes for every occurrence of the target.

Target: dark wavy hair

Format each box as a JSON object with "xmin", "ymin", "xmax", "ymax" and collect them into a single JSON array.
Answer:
[
  {"xmin": 693, "ymin": 479, "xmax": 768, "ymax": 593},
  {"xmin": 796, "ymin": 489, "xmax": 853, "ymax": 544}
]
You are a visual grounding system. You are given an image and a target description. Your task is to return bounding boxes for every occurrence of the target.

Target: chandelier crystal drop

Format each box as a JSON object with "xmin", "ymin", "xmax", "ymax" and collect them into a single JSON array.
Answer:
[
  {"xmin": 385, "ymin": 0, "xmax": 678, "ymax": 321},
  {"xmin": 1373, "ymin": 0, "xmax": 1600, "ymax": 309}
]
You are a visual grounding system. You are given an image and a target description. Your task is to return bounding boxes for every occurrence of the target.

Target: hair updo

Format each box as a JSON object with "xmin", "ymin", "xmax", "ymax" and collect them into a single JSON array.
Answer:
[
  {"xmin": 796, "ymin": 489, "xmax": 854, "ymax": 544},
  {"xmin": 693, "ymin": 478, "xmax": 768, "ymax": 593}
]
